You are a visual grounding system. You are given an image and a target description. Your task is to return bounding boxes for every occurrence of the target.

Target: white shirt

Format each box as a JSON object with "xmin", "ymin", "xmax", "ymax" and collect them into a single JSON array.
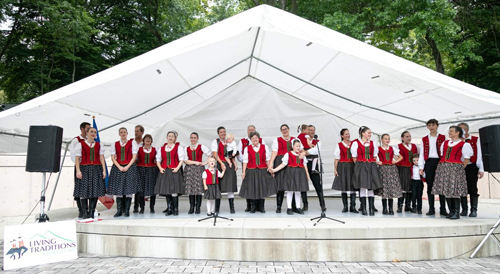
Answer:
[
  {"xmin": 281, "ymin": 151, "xmax": 308, "ymax": 165},
  {"xmin": 271, "ymin": 136, "xmax": 303, "ymax": 152},
  {"xmin": 418, "ymin": 134, "xmax": 440, "ymax": 169},
  {"xmin": 74, "ymin": 140, "xmax": 105, "ymax": 157},
  {"xmin": 376, "ymin": 145, "xmax": 400, "ymax": 161},
  {"xmin": 465, "ymin": 135, "xmax": 484, "ymax": 172},
  {"xmin": 134, "ymin": 140, "xmax": 143, "ymax": 148},
  {"xmin": 439, "ymin": 140, "xmax": 473, "ymax": 162},
  {"xmin": 69, "ymin": 134, "xmax": 86, "ymax": 163},
  {"xmin": 226, "ymin": 140, "xmax": 238, "ymax": 155},
  {"xmin": 242, "ymin": 144, "xmax": 271, "ymax": 163},
  {"xmin": 155, "ymin": 143, "xmax": 185, "ymax": 163},
  {"xmin": 350, "ymin": 139, "xmax": 378, "ymax": 158},
  {"xmin": 333, "ymin": 141, "xmax": 350, "ymax": 160},
  {"xmin": 109, "ymin": 139, "xmax": 139, "ymax": 155},
  {"xmin": 306, "ymin": 140, "xmax": 322, "ymax": 156},
  {"xmin": 201, "ymin": 168, "xmax": 224, "ymax": 179},
  {"xmin": 185, "ymin": 144, "xmax": 211, "ymax": 161},
  {"xmin": 411, "ymin": 165, "xmax": 421, "ymax": 180},
  {"xmin": 237, "ymin": 137, "xmax": 267, "ymax": 162}
]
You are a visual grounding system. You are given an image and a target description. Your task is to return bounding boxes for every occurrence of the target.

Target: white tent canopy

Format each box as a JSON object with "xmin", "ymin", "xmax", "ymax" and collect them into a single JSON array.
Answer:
[{"xmin": 1, "ymin": 4, "xmax": 500, "ymax": 156}]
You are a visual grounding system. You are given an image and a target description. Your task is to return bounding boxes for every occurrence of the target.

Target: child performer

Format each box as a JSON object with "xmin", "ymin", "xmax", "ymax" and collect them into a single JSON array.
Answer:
[
  {"xmin": 203, "ymin": 157, "xmax": 225, "ymax": 216},
  {"xmin": 410, "ymin": 154, "xmax": 424, "ymax": 214},
  {"xmin": 74, "ymin": 127, "xmax": 106, "ymax": 219},
  {"xmin": 332, "ymin": 129, "xmax": 358, "ymax": 213},
  {"xmin": 396, "ymin": 131, "xmax": 419, "ymax": 213},
  {"xmin": 136, "ymin": 134, "xmax": 159, "ymax": 213},
  {"xmin": 225, "ymin": 133, "xmax": 238, "ymax": 171},
  {"xmin": 108, "ymin": 127, "xmax": 141, "ymax": 218},
  {"xmin": 375, "ymin": 134, "xmax": 403, "ymax": 215},
  {"xmin": 271, "ymin": 139, "xmax": 310, "ymax": 215},
  {"xmin": 351, "ymin": 126, "xmax": 383, "ymax": 216}
]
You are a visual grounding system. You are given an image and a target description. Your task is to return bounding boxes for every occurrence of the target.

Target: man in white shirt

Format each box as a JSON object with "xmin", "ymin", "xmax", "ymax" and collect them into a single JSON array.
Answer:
[
  {"xmin": 133, "ymin": 125, "xmax": 144, "ymax": 213},
  {"xmin": 70, "ymin": 122, "xmax": 90, "ymax": 218},
  {"xmin": 458, "ymin": 122, "xmax": 484, "ymax": 217}
]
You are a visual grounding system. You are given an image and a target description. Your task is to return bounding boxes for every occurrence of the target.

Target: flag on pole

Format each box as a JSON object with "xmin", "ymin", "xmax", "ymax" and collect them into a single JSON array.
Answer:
[{"xmin": 93, "ymin": 116, "xmax": 115, "ymax": 210}]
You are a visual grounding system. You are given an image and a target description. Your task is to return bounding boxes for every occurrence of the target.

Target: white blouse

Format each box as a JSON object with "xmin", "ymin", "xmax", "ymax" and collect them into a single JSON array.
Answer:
[
  {"xmin": 109, "ymin": 139, "xmax": 139, "ymax": 155},
  {"xmin": 350, "ymin": 139, "xmax": 379, "ymax": 158},
  {"xmin": 201, "ymin": 168, "xmax": 224, "ymax": 179},
  {"xmin": 439, "ymin": 140, "xmax": 473, "ymax": 162},
  {"xmin": 185, "ymin": 144, "xmax": 212, "ymax": 161},
  {"xmin": 333, "ymin": 141, "xmax": 351, "ymax": 160},
  {"xmin": 376, "ymin": 145, "xmax": 400, "ymax": 161},
  {"xmin": 74, "ymin": 140, "xmax": 105, "ymax": 157},
  {"xmin": 281, "ymin": 151, "xmax": 308, "ymax": 165}
]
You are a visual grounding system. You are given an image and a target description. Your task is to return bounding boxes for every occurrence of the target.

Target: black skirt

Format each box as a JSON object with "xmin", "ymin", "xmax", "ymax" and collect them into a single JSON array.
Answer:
[
  {"xmin": 204, "ymin": 184, "xmax": 222, "ymax": 200},
  {"xmin": 155, "ymin": 168, "xmax": 184, "ymax": 195},
  {"xmin": 352, "ymin": 162, "xmax": 383, "ymax": 190},
  {"xmin": 239, "ymin": 168, "xmax": 276, "ymax": 199},
  {"xmin": 332, "ymin": 162, "xmax": 355, "ymax": 191},
  {"xmin": 397, "ymin": 165, "xmax": 412, "ymax": 192},
  {"xmin": 184, "ymin": 164, "xmax": 205, "ymax": 195},
  {"xmin": 284, "ymin": 167, "xmax": 309, "ymax": 192},
  {"xmin": 273, "ymin": 155, "xmax": 287, "ymax": 191},
  {"xmin": 218, "ymin": 161, "xmax": 238, "ymax": 193},
  {"xmin": 137, "ymin": 166, "xmax": 159, "ymax": 196},
  {"xmin": 73, "ymin": 165, "xmax": 106, "ymax": 199},
  {"xmin": 107, "ymin": 164, "xmax": 141, "ymax": 196}
]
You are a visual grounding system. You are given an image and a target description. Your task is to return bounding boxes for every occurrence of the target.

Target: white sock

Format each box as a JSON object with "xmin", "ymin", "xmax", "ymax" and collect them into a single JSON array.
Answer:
[
  {"xmin": 227, "ymin": 192, "xmax": 234, "ymax": 199},
  {"xmin": 171, "ymin": 193, "xmax": 178, "ymax": 197},
  {"xmin": 287, "ymin": 191, "xmax": 293, "ymax": 208},
  {"xmin": 294, "ymin": 192, "xmax": 301, "ymax": 206},
  {"xmin": 312, "ymin": 159, "xmax": 318, "ymax": 171},
  {"xmin": 206, "ymin": 200, "xmax": 212, "ymax": 213},
  {"xmin": 360, "ymin": 188, "xmax": 368, "ymax": 197},
  {"xmin": 367, "ymin": 190, "xmax": 374, "ymax": 197}
]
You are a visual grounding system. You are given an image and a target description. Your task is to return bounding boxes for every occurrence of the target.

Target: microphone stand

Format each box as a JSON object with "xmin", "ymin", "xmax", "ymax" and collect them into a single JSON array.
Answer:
[
  {"xmin": 198, "ymin": 137, "xmax": 233, "ymax": 226},
  {"xmin": 310, "ymin": 135, "xmax": 345, "ymax": 226}
]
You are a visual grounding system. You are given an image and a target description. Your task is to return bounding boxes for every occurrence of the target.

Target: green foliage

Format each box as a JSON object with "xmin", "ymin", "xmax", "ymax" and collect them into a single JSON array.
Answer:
[{"xmin": 322, "ymin": 12, "xmax": 366, "ymax": 41}]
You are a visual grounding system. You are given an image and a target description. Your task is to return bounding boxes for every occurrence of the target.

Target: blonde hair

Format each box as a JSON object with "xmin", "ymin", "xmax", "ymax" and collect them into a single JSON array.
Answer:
[{"xmin": 227, "ymin": 133, "xmax": 234, "ymax": 140}]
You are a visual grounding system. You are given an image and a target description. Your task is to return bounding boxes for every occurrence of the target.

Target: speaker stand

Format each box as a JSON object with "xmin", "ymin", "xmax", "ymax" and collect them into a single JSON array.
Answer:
[
  {"xmin": 469, "ymin": 216, "xmax": 500, "ymax": 258},
  {"xmin": 36, "ymin": 172, "xmax": 50, "ymax": 223}
]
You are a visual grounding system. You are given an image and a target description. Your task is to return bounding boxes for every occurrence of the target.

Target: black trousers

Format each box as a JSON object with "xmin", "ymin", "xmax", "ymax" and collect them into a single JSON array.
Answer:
[
  {"xmin": 307, "ymin": 160, "xmax": 324, "ymax": 204},
  {"xmin": 411, "ymin": 179, "xmax": 423, "ymax": 210},
  {"xmin": 465, "ymin": 164, "xmax": 479, "ymax": 196},
  {"xmin": 424, "ymin": 158, "xmax": 440, "ymax": 198}
]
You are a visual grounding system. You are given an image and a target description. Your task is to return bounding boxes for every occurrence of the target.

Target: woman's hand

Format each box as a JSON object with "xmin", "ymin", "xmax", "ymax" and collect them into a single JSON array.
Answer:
[
  {"xmin": 335, "ymin": 170, "xmax": 338, "ymax": 176},
  {"xmin": 376, "ymin": 161, "xmax": 382, "ymax": 166},
  {"xmin": 242, "ymin": 172, "xmax": 245, "ymax": 180},
  {"xmin": 159, "ymin": 167, "xmax": 165, "ymax": 174},
  {"xmin": 76, "ymin": 171, "xmax": 82, "ymax": 179},
  {"xmin": 122, "ymin": 166, "xmax": 129, "ymax": 172},
  {"xmin": 173, "ymin": 167, "xmax": 179, "ymax": 173},
  {"xmin": 204, "ymin": 185, "xmax": 208, "ymax": 191},
  {"xmin": 102, "ymin": 171, "xmax": 106, "ymax": 179}
]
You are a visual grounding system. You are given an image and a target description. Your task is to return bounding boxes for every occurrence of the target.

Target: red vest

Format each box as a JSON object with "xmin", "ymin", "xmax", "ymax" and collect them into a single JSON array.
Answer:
[
  {"xmin": 297, "ymin": 133, "xmax": 310, "ymax": 149},
  {"xmin": 311, "ymin": 138, "xmax": 319, "ymax": 146},
  {"xmin": 240, "ymin": 137, "xmax": 263, "ymax": 155},
  {"xmin": 216, "ymin": 140, "xmax": 228, "ymax": 162},
  {"xmin": 287, "ymin": 152, "xmax": 305, "ymax": 168},
  {"xmin": 137, "ymin": 147, "xmax": 157, "ymax": 167},
  {"xmin": 246, "ymin": 145, "xmax": 267, "ymax": 169},
  {"xmin": 465, "ymin": 136, "xmax": 478, "ymax": 163},
  {"xmin": 186, "ymin": 145, "xmax": 204, "ymax": 162},
  {"xmin": 76, "ymin": 135, "xmax": 85, "ymax": 143},
  {"xmin": 396, "ymin": 143, "xmax": 418, "ymax": 167},
  {"xmin": 338, "ymin": 142, "xmax": 353, "ymax": 163},
  {"xmin": 205, "ymin": 169, "xmax": 219, "ymax": 185},
  {"xmin": 422, "ymin": 134, "xmax": 446, "ymax": 160},
  {"xmin": 160, "ymin": 142, "xmax": 180, "ymax": 169},
  {"xmin": 80, "ymin": 142, "xmax": 101, "ymax": 165},
  {"xmin": 353, "ymin": 139, "xmax": 376, "ymax": 162},
  {"xmin": 378, "ymin": 146, "xmax": 395, "ymax": 165},
  {"xmin": 440, "ymin": 140, "xmax": 466, "ymax": 164},
  {"xmin": 277, "ymin": 137, "xmax": 295, "ymax": 156},
  {"xmin": 115, "ymin": 139, "xmax": 133, "ymax": 165}
]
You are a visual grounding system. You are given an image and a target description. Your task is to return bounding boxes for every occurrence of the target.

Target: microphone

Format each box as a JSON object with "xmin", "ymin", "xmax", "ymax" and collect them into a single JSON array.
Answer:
[{"xmin": 314, "ymin": 135, "xmax": 318, "ymax": 140}]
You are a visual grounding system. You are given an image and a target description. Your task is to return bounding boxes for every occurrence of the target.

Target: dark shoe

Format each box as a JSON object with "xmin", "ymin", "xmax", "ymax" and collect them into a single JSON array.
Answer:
[
  {"xmin": 302, "ymin": 203, "xmax": 308, "ymax": 211},
  {"xmin": 245, "ymin": 199, "xmax": 252, "ymax": 212},
  {"xmin": 76, "ymin": 198, "xmax": 83, "ymax": 219},
  {"xmin": 460, "ymin": 196, "xmax": 468, "ymax": 216},
  {"xmin": 417, "ymin": 210, "xmax": 422, "ymax": 214},
  {"xmin": 124, "ymin": 197, "xmax": 132, "ymax": 217},
  {"xmin": 81, "ymin": 199, "xmax": 89, "ymax": 219},
  {"xmin": 373, "ymin": 207, "xmax": 378, "ymax": 212},
  {"xmin": 449, "ymin": 198, "xmax": 460, "ymax": 220},
  {"xmin": 360, "ymin": 197, "xmax": 367, "ymax": 216},
  {"xmin": 89, "ymin": 198, "xmax": 98, "ymax": 219},
  {"xmin": 397, "ymin": 197, "xmax": 403, "ymax": 213},
  {"xmin": 229, "ymin": 198, "xmax": 235, "ymax": 214},
  {"xmin": 349, "ymin": 194, "xmax": 359, "ymax": 213},
  {"xmin": 172, "ymin": 196, "xmax": 179, "ymax": 216},
  {"xmin": 150, "ymin": 195, "xmax": 156, "ymax": 213},
  {"xmin": 188, "ymin": 195, "xmax": 195, "ymax": 214},
  {"xmin": 301, "ymin": 192, "xmax": 308, "ymax": 211},
  {"xmin": 469, "ymin": 195, "xmax": 478, "ymax": 217},
  {"xmin": 404, "ymin": 193, "xmax": 412, "ymax": 212},
  {"xmin": 250, "ymin": 199, "xmax": 257, "ymax": 213},
  {"xmin": 368, "ymin": 197, "xmax": 375, "ymax": 216},
  {"xmin": 195, "ymin": 195, "xmax": 202, "ymax": 214},
  {"xmin": 411, "ymin": 207, "xmax": 417, "ymax": 213},
  {"xmin": 388, "ymin": 199, "xmax": 394, "ymax": 215},
  {"xmin": 138, "ymin": 194, "xmax": 145, "ymax": 214},
  {"xmin": 207, "ymin": 212, "xmax": 213, "ymax": 216},
  {"xmin": 427, "ymin": 195, "xmax": 435, "ymax": 215},
  {"xmin": 165, "ymin": 195, "xmax": 173, "ymax": 216},
  {"xmin": 318, "ymin": 191, "xmax": 327, "ymax": 211},
  {"xmin": 215, "ymin": 198, "xmax": 221, "ymax": 214},
  {"xmin": 296, "ymin": 208, "xmax": 304, "ymax": 214},
  {"xmin": 440, "ymin": 207, "xmax": 449, "ymax": 216},
  {"xmin": 426, "ymin": 208, "xmax": 435, "ymax": 216},
  {"xmin": 260, "ymin": 199, "xmax": 266, "ymax": 213},
  {"xmin": 276, "ymin": 206, "xmax": 282, "ymax": 213},
  {"xmin": 287, "ymin": 208, "xmax": 293, "ymax": 215},
  {"xmin": 113, "ymin": 197, "xmax": 123, "ymax": 218},
  {"xmin": 439, "ymin": 195, "xmax": 448, "ymax": 216},
  {"xmin": 276, "ymin": 191, "xmax": 284, "ymax": 213},
  {"xmin": 133, "ymin": 193, "xmax": 139, "ymax": 213},
  {"xmin": 341, "ymin": 193, "xmax": 348, "ymax": 213},
  {"xmin": 382, "ymin": 199, "xmax": 388, "ymax": 215}
]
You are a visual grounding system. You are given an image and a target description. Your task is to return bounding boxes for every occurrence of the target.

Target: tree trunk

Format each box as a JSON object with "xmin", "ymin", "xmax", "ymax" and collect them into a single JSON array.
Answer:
[
  {"xmin": 425, "ymin": 32, "xmax": 445, "ymax": 74},
  {"xmin": 0, "ymin": 0, "xmax": 23, "ymax": 60}
]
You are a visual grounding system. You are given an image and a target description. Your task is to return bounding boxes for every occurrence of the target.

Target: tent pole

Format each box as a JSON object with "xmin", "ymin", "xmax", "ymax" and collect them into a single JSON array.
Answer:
[
  {"xmin": 47, "ymin": 140, "xmax": 71, "ymax": 211},
  {"xmin": 248, "ymin": 27, "xmax": 261, "ymax": 75},
  {"xmin": 252, "ymin": 56, "xmax": 426, "ymax": 124}
]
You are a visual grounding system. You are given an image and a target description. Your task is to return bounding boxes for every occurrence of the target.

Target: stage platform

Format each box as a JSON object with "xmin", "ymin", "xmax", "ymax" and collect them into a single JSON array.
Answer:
[{"xmin": 7, "ymin": 196, "xmax": 500, "ymax": 262}]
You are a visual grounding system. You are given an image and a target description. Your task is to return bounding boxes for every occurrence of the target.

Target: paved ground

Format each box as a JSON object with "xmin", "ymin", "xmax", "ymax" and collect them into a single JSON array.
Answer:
[{"xmin": 2, "ymin": 254, "xmax": 500, "ymax": 273}]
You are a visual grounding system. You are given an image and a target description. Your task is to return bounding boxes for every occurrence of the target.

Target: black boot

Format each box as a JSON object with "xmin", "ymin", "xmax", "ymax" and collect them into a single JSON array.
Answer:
[
  {"xmin": 360, "ymin": 197, "xmax": 367, "ymax": 216},
  {"xmin": 349, "ymin": 193, "xmax": 359, "ymax": 213},
  {"xmin": 245, "ymin": 199, "xmax": 252, "ymax": 212},
  {"xmin": 89, "ymin": 198, "xmax": 98, "ymax": 219},
  {"xmin": 139, "ymin": 194, "xmax": 145, "ymax": 214},
  {"xmin": 388, "ymin": 199, "xmax": 394, "ymax": 215},
  {"xmin": 133, "ymin": 193, "xmax": 139, "ymax": 213},
  {"xmin": 75, "ymin": 198, "xmax": 83, "ymax": 219},
  {"xmin": 81, "ymin": 199, "xmax": 89, "ymax": 219},
  {"xmin": 439, "ymin": 195, "xmax": 448, "ymax": 216},
  {"xmin": 397, "ymin": 197, "xmax": 403, "ymax": 213},
  {"xmin": 404, "ymin": 192, "xmax": 412, "ymax": 212},
  {"xmin": 195, "ymin": 195, "xmax": 202, "ymax": 214},
  {"xmin": 113, "ymin": 197, "xmax": 123, "ymax": 217},
  {"xmin": 469, "ymin": 195, "xmax": 478, "ymax": 217},
  {"xmin": 124, "ymin": 197, "xmax": 132, "ymax": 217},
  {"xmin": 172, "ymin": 196, "xmax": 179, "ymax": 216},
  {"xmin": 165, "ymin": 195, "xmax": 173, "ymax": 216},
  {"xmin": 150, "ymin": 195, "xmax": 156, "ymax": 213},
  {"xmin": 215, "ymin": 198, "xmax": 221, "ymax": 214},
  {"xmin": 449, "ymin": 198, "xmax": 460, "ymax": 220},
  {"xmin": 341, "ymin": 193, "xmax": 348, "ymax": 213},
  {"xmin": 368, "ymin": 197, "xmax": 375, "ymax": 216},
  {"xmin": 250, "ymin": 199, "xmax": 257, "ymax": 213},
  {"xmin": 426, "ymin": 195, "xmax": 435, "ymax": 215},
  {"xmin": 188, "ymin": 195, "xmax": 195, "ymax": 214},
  {"xmin": 287, "ymin": 208, "xmax": 293, "ymax": 215},
  {"xmin": 276, "ymin": 191, "xmax": 284, "ymax": 213},
  {"xmin": 229, "ymin": 198, "xmax": 235, "ymax": 214},
  {"xmin": 446, "ymin": 198, "xmax": 452, "ymax": 218},
  {"xmin": 301, "ymin": 192, "xmax": 308, "ymax": 211},
  {"xmin": 382, "ymin": 199, "xmax": 388, "ymax": 215},
  {"xmin": 260, "ymin": 199, "xmax": 266, "ymax": 213},
  {"xmin": 291, "ymin": 195, "xmax": 298, "ymax": 213},
  {"xmin": 460, "ymin": 196, "xmax": 468, "ymax": 216}
]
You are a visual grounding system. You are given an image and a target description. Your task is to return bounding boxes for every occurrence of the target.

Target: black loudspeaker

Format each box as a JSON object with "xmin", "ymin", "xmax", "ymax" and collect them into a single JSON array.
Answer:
[
  {"xmin": 26, "ymin": 126, "xmax": 63, "ymax": 173},
  {"xmin": 479, "ymin": 124, "xmax": 500, "ymax": 173}
]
